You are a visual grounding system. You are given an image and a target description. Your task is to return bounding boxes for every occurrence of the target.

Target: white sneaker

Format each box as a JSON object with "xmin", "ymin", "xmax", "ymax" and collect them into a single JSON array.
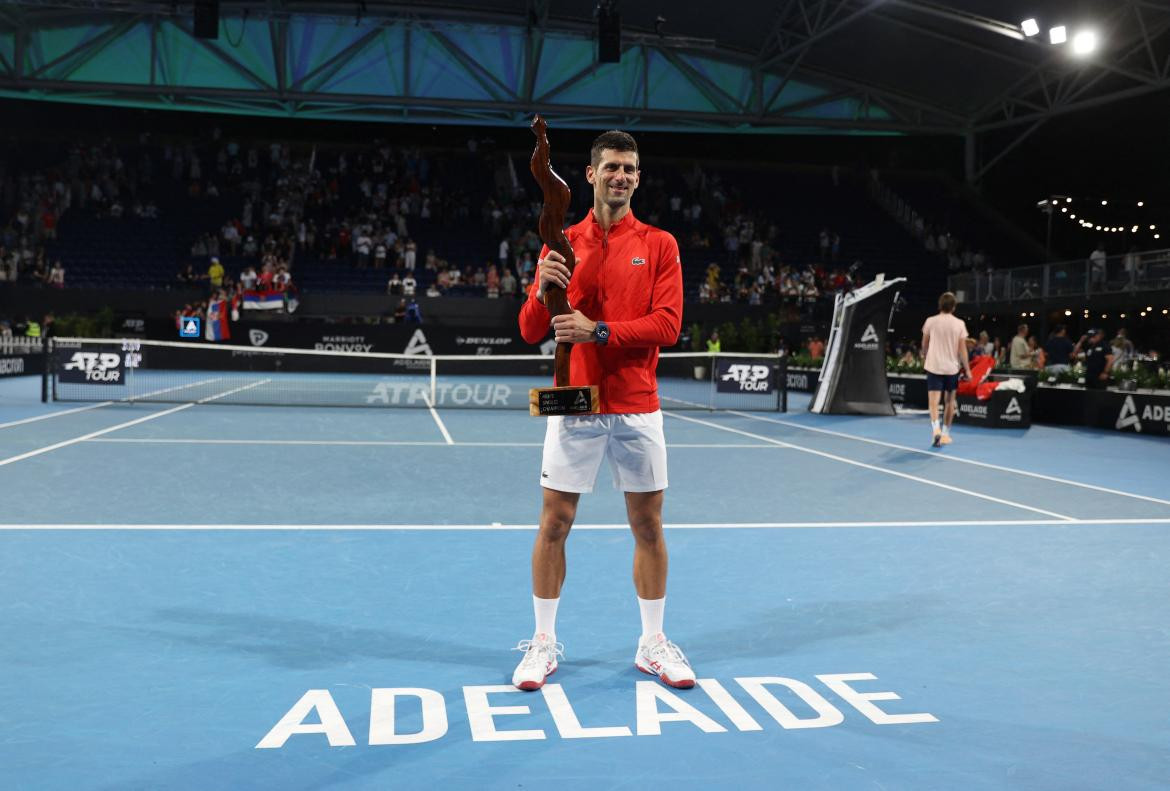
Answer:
[
  {"xmin": 634, "ymin": 632, "xmax": 696, "ymax": 689},
  {"xmin": 511, "ymin": 633, "xmax": 563, "ymax": 691}
]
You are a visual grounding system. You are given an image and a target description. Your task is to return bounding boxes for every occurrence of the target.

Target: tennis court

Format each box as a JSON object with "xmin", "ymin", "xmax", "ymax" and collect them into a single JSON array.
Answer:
[{"xmin": 1, "ymin": 364, "xmax": 1168, "ymax": 790}]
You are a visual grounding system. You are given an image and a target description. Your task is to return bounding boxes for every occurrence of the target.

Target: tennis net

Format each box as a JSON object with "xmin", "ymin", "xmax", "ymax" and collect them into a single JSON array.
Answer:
[{"xmin": 45, "ymin": 337, "xmax": 787, "ymax": 412}]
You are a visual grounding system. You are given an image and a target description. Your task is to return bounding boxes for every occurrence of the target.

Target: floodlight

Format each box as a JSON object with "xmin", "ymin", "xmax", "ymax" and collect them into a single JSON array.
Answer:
[
  {"xmin": 1050, "ymin": 26, "xmax": 1067, "ymax": 44},
  {"xmin": 1072, "ymin": 30, "xmax": 1097, "ymax": 56},
  {"xmin": 1021, "ymin": 19, "xmax": 1040, "ymax": 37}
]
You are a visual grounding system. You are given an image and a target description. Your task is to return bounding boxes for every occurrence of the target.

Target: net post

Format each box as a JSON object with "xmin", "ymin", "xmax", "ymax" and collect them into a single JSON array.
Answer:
[
  {"xmin": 41, "ymin": 336, "xmax": 50, "ymax": 403},
  {"xmin": 779, "ymin": 354, "xmax": 787, "ymax": 413},
  {"xmin": 708, "ymin": 351, "xmax": 716, "ymax": 410},
  {"xmin": 430, "ymin": 356, "xmax": 437, "ymax": 406}
]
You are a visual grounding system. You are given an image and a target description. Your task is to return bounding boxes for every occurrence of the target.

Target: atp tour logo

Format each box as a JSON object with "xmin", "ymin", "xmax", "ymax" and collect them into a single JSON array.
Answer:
[
  {"xmin": 249, "ymin": 329, "xmax": 270, "ymax": 347},
  {"xmin": 853, "ymin": 324, "xmax": 881, "ymax": 351},
  {"xmin": 716, "ymin": 361, "xmax": 773, "ymax": 394},
  {"xmin": 59, "ymin": 350, "xmax": 125, "ymax": 384}
]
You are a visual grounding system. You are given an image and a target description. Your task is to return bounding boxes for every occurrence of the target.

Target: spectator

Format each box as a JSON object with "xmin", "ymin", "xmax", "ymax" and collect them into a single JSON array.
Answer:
[
  {"xmin": 207, "ymin": 256, "xmax": 225, "ymax": 290},
  {"xmin": 405, "ymin": 298, "xmax": 422, "ymax": 323},
  {"xmin": 177, "ymin": 263, "xmax": 197, "ymax": 286},
  {"xmin": 1009, "ymin": 324, "xmax": 1031, "ymax": 369},
  {"xmin": 1111, "ymin": 328, "xmax": 1135, "ymax": 365},
  {"xmin": 1088, "ymin": 242, "xmax": 1107, "ymax": 289},
  {"xmin": 403, "ymin": 240, "xmax": 417, "ymax": 271},
  {"xmin": 47, "ymin": 260, "xmax": 65, "ymax": 289},
  {"xmin": 387, "ymin": 271, "xmax": 402, "ymax": 295},
  {"xmin": 1076, "ymin": 328, "xmax": 1114, "ymax": 389},
  {"xmin": 240, "ymin": 265, "xmax": 258, "ymax": 291},
  {"xmin": 1043, "ymin": 325, "xmax": 1074, "ymax": 373},
  {"xmin": 1027, "ymin": 336, "xmax": 1045, "ymax": 369},
  {"xmin": 393, "ymin": 299, "xmax": 407, "ymax": 323},
  {"xmin": 500, "ymin": 267, "xmax": 517, "ymax": 297},
  {"xmin": 706, "ymin": 330, "xmax": 721, "ymax": 353},
  {"xmin": 402, "ymin": 273, "xmax": 417, "ymax": 296},
  {"xmin": 808, "ymin": 336, "xmax": 825, "ymax": 360}
]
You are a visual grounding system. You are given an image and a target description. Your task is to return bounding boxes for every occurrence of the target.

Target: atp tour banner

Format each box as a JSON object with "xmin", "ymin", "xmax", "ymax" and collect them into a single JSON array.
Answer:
[
  {"xmin": 0, "ymin": 336, "xmax": 44, "ymax": 377},
  {"xmin": 55, "ymin": 344, "xmax": 127, "ymax": 385},
  {"xmin": 147, "ymin": 320, "xmax": 530, "ymax": 356},
  {"xmin": 716, "ymin": 358, "xmax": 777, "ymax": 394}
]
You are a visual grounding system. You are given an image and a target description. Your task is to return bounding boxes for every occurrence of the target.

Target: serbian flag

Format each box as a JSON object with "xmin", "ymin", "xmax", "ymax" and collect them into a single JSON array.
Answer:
[
  {"xmin": 243, "ymin": 289, "xmax": 285, "ymax": 310},
  {"xmin": 205, "ymin": 298, "xmax": 231, "ymax": 341}
]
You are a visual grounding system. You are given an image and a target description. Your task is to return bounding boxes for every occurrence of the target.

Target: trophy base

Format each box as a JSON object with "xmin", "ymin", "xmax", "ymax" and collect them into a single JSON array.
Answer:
[{"xmin": 529, "ymin": 385, "xmax": 600, "ymax": 416}]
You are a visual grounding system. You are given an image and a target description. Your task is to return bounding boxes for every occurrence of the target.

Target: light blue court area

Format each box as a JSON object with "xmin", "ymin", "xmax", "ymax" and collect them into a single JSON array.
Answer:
[{"xmin": 1, "ymin": 373, "xmax": 1169, "ymax": 790}]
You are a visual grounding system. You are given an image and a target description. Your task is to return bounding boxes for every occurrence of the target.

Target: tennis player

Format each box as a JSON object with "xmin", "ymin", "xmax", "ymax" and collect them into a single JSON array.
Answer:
[
  {"xmin": 511, "ymin": 130, "xmax": 694, "ymax": 690},
  {"xmin": 921, "ymin": 291, "xmax": 972, "ymax": 447}
]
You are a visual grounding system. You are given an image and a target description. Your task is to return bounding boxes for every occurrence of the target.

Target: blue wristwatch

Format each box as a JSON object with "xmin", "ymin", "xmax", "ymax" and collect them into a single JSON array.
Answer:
[{"xmin": 593, "ymin": 321, "xmax": 610, "ymax": 345}]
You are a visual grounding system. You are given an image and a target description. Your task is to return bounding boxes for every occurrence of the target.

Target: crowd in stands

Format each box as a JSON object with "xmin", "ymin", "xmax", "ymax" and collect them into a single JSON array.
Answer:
[
  {"xmin": 158, "ymin": 126, "xmax": 869, "ymax": 308},
  {"xmin": 0, "ymin": 135, "xmax": 169, "ymax": 287},
  {"xmin": 871, "ymin": 178, "xmax": 990, "ymax": 274}
]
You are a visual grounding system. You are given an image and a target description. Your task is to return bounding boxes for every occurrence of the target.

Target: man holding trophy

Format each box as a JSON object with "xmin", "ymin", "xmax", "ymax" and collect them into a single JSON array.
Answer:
[{"xmin": 511, "ymin": 121, "xmax": 692, "ymax": 691}]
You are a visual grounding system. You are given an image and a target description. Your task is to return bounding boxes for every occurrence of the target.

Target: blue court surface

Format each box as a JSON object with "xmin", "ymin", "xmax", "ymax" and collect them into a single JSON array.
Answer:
[{"xmin": 1, "ymin": 374, "xmax": 1168, "ymax": 790}]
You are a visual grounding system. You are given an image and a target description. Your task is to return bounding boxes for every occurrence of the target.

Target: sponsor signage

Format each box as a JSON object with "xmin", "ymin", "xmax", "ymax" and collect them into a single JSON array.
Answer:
[
  {"xmin": 716, "ymin": 359, "xmax": 775, "ymax": 394},
  {"xmin": 1033, "ymin": 387, "xmax": 1170, "ymax": 436},
  {"xmin": 0, "ymin": 336, "xmax": 42, "ymax": 377},
  {"xmin": 954, "ymin": 389, "xmax": 1031, "ymax": 429},
  {"xmin": 57, "ymin": 345, "xmax": 126, "ymax": 385}
]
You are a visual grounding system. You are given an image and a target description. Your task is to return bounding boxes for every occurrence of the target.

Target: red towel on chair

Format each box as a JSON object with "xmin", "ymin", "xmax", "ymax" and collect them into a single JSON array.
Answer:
[{"xmin": 957, "ymin": 356, "xmax": 996, "ymax": 397}]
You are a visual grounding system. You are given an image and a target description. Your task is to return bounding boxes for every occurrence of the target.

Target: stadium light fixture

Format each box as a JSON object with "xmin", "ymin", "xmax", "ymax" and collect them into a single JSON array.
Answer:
[
  {"xmin": 1064, "ymin": 309, "xmax": 1072, "ymax": 316},
  {"xmin": 1050, "ymin": 26, "xmax": 1067, "ymax": 44},
  {"xmin": 1120, "ymin": 313, "xmax": 1126, "ymax": 319},
  {"xmin": 1021, "ymin": 19, "xmax": 1040, "ymax": 37},
  {"xmin": 1066, "ymin": 198, "xmax": 1072, "ymax": 203},
  {"xmin": 1137, "ymin": 201, "xmax": 1144, "ymax": 207},
  {"xmin": 1101, "ymin": 200, "xmax": 1108, "ymax": 205},
  {"xmin": 1072, "ymin": 30, "xmax": 1098, "ymax": 56},
  {"xmin": 1061, "ymin": 207, "xmax": 1068, "ymax": 213},
  {"xmin": 1150, "ymin": 224, "xmax": 1157, "ymax": 230}
]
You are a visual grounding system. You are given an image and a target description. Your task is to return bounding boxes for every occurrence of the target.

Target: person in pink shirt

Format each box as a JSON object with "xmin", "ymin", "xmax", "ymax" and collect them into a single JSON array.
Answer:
[{"xmin": 921, "ymin": 291, "xmax": 972, "ymax": 447}]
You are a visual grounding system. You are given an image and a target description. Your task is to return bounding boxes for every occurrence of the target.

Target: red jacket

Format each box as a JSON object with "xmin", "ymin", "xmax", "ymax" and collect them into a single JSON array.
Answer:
[{"xmin": 519, "ymin": 209, "xmax": 683, "ymax": 414}]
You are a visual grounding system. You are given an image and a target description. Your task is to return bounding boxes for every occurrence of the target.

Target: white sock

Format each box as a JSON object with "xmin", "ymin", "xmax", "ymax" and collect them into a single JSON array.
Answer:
[
  {"xmin": 931, "ymin": 419, "xmax": 940, "ymax": 432},
  {"xmin": 533, "ymin": 595, "xmax": 559, "ymax": 640},
  {"xmin": 941, "ymin": 424, "xmax": 950, "ymax": 436},
  {"xmin": 638, "ymin": 596, "xmax": 665, "ymax": 641}
]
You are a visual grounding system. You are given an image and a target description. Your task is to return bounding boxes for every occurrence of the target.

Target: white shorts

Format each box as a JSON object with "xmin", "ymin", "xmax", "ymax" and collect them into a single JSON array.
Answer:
[{"xmin": 540, "ymin": 411, "xmax": 668, "ymax": 494}]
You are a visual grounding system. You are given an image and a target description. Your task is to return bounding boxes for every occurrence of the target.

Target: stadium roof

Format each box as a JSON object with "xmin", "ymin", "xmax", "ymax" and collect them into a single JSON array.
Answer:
[{"xmin": 2, "ymin": 1, "xmax": 1168, "ymax": 177}]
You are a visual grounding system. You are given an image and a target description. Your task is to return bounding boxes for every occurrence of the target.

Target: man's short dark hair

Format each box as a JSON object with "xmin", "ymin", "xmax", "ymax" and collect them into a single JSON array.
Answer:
[
  {"xmin": 590, "ymin": 130, "xmax": 639, "ymax": 168},
  {"xmin": 938, "ymin": 292, "xmax": 956, "ymax": 313}
]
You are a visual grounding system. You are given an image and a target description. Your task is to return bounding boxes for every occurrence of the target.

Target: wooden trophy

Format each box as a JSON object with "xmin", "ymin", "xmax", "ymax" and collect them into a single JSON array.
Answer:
[{"xmin": 528, "ymin": 114, "xmax": 600, "ymax": 417}]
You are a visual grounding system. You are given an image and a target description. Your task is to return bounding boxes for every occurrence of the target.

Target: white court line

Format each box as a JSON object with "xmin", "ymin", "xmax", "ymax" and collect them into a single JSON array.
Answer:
[
  {"xmin": 0, "ymin": 401, "xmax": 115, "ymax": 429},
  {"xmin": 1, "ymin": 518, "xmax": 1169, "ymax": 530},
  {"xmin": 83, "ymin": 438, "xmax": 781, "ymax": 448},
  {"xmin": 0, "ymin": 379, "xmax": 269, "ymax": 468},
  {"xmin": 664, "ymin": 411, "xmax": 1076, "ymax": 521},
  {"xmin": 422, "ymin": 396, "xmax": 454, "ymax": 445},
  {"xmin": 196, "ymin": 378, "xmax": 272, "ymax": 403},
  {"xmin": 0, "ymin": 376, "xmax": 225, "ymax": 431},
  {"xmin": 0, "ymin": 404, "xmax": 196, "ymax": 467},
  {"xmin": 727, "ymin": 410, "xmax": 1170, "ymax": 508}
]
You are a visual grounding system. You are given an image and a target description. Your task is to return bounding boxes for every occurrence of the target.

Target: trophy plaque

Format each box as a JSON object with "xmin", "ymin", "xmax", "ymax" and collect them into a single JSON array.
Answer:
[{"xmin": 528, "ymin": 114, "xmax": 600, "ymax": 417}]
